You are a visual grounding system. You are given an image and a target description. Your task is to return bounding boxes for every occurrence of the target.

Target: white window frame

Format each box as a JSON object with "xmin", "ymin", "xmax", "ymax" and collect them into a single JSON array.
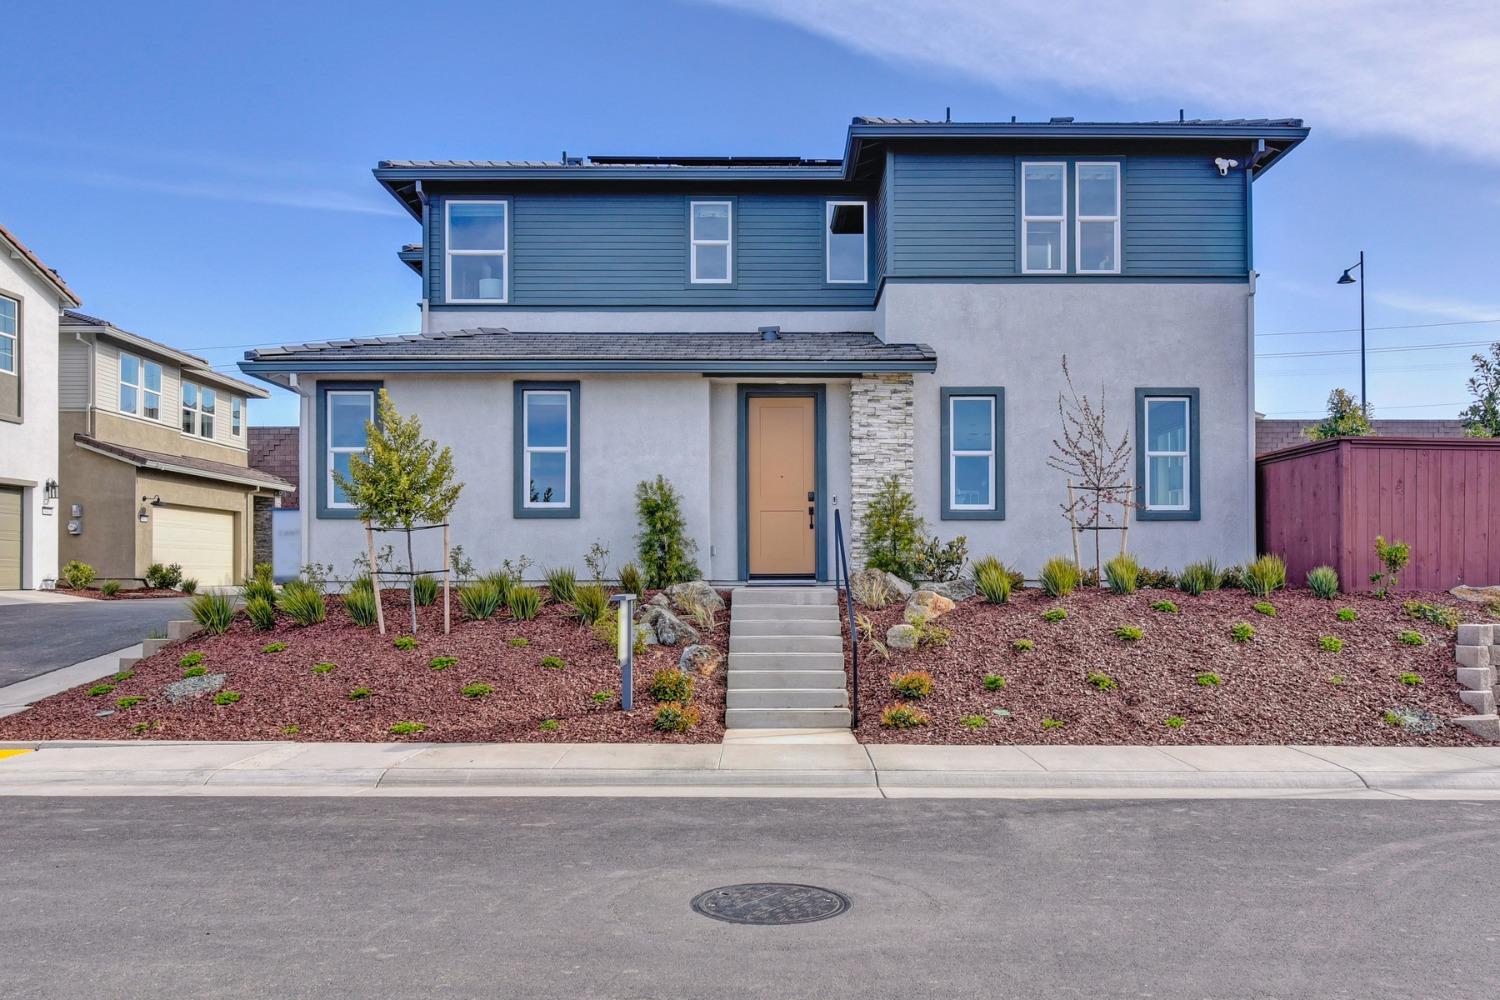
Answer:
[
  {"xmin": 948, "ymin": 395, "xmax": 997, "ymax": 512},
  {"xmin": 326, "ymin": 389, "xmax": 375, "ymax": 510},
  {"xmin": 825, "ymin": 200, "xmax": 869, "ymax": 284},
  {"xmin": 181, "ymin": 381, "xmax": 215, "ymax": 439},
  {"xmin": 117, "ymin": 352, "xmax": 162, "ymax": 420},
  {"xmin": 1021, "ymin": 161, "xmax": 1068, "ymax": 275},
  {"xmin": 445, "ymin": 199, "xmax": 509, "ymax": 304},
  {"xmin": 1075, "ymin": 161, "xmax": 1122, "ymax": 275},
  {"xmin": 522, "ymin": 389, "xmax": 571, "ymax": 509},
  {"xmin": 231, "ymin": 397, "xmax": 242, "ymax": 437},
  {"xmin": 689, "ymin": 200, "xmax": 733, "ymax": 284},
  {"xmin": 0, "ymin": 294, "xmax": 16, "ymax": 375},
  {"xmin": 1143, "ymin": 396, "xmax": 1191, "ymax": 512}
]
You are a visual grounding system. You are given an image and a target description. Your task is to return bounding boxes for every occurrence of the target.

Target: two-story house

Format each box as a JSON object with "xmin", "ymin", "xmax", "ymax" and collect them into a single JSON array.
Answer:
[
  {"xmin": 240, "ymin": 116, "xmax": 1307, "ymax": 584},
  {"xmin": 58, "ymin": 311, "xmax": 290, "ymax": 587},
  {"xmin": 0, "ymin": 224, "xmax": 81, "ymax": 590}
]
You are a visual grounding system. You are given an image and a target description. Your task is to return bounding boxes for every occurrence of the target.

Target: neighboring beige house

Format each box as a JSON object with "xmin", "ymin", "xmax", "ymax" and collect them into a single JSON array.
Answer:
[
  {"xmin": 0, "ymin": 223, "xmax": 81, "ymax": 590},
  {"xmin": 58, "ymin": 311, "xmax": 290, "ymax": 587}
]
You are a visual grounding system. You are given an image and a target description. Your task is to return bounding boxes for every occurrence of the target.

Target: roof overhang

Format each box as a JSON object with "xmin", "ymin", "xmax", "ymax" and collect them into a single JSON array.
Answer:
[
  {"xmin": 240, "ymin": 357, "xmax": 936, "ymax": 379},
  {"xmin": 63, "ymin": 316, "xmax": 269, "ymax": 398},
  {"xmin": 75, "ymin": 438, "xmax": 292, "ymax": 491},
  {"xmin": 0, "ymin": 224, "xmax": 82, "ymax": 307}
]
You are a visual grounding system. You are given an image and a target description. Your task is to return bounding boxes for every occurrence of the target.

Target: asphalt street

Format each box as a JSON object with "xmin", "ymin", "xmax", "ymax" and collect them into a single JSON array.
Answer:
[
  {"xmin": 2, "ymin": 796, "xmax": 1494, "ymax": 999},
  {"xmin": 0, "ymin": 596, "xmax": 191, "ymax": 684}
]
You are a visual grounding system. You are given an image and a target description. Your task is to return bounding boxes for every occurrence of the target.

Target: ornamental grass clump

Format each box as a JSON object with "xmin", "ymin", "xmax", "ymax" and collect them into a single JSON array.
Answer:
[
  {"xmin": 569, "ymin": 582, "xmax": 610, "ymax": 626},
  {"xmin": 343, "ymin": 585, "xmax": 379, "ymax": 627},
  {"xmin": 245, "ymin": 596, "xmax": 277, "ymax": 631},
  {"xmin": 242, "ymin": 563, "xmax": 276, "ymax": 605},
  {"xmin": 277, "ymin": 580, "xmax": 327, "ymax": 626},
  {"xmin": 653, "ymin": 702, "xmax": 701, "ymax": 733},
  {"xmin": 879, "ymin": 703, "xmax": 930, "ymax": 729},
  {"xmin": 1245, "ymin": 554, "xmax": 1287, "ymax": 599},
  {"xmin": 889, "ymin": 670, "xmax": 935, "ymax": 700},
  {"xmin": 974, "ymin": 558, "xmax": 1014, "ymax": 604},
  {"xmin": 543, "ymin": 566, "xmax": 577, "ymax": 605},
  {"xmin": 99, "ymin": 579, "xmax": 122, "ymax": 597},
  {"xmin": 189, "ymin": 592, "xmax": 236, "ymax": 635},
  {"xmin": 1178, "ymin": 559, "xmax": 1222, "ymax": 597},
  {"xmin": 617, "ymin": 562, "xmax": 643, "ymax": 596},
  {"xmin": 457, "ymin": 578, "xmax": 504, "ymax": 621},
  {"xmin": 411, "ymin": 575, "xmax": 439, "ymax": 607},
  {"xmin": 1039, "ymin": 557, "xmax": 1081, "ymax": 598},
  {"xmin": 649, "ymin": 668, "xmax": 694, "ymax": 704},
  {"xmin": 1103, "ymin": 552, "xmax": 1140, "ymax": 595},
  {"xmin": 507, "ymin": 585, "xmax": 542, "ymax": 621},
  {"xmin": 1306, "ymin": 565, "xmax": 1340, "ymax": 599}
]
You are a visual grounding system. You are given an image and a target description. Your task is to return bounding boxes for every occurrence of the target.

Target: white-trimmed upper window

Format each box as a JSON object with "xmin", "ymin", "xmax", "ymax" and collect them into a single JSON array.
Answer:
[
  {"xmin": 446, "ymin": 201, "xmax": 508, "ymax": 303},
  {"xmin": 948, "ymin": 395, "xmax": 996, "ymax": 511},
  {"xmin": 327, "ymin": 389, "xmax": 375, "ymax": 508},
  {"xmin": 181, "ymin": 381, "xmax": 215, "ymax": 439},
  {"xmin": 522, "ymin": 389, "xmax": 571, "ymax": 508},
  {"xmin": 118, "ymin": 352, "xmax": 162, "ymax": 420},
  {"xmin": 0, "ymin": 295, "xmax": 16, "ymax": 375},
  {"xmin": 826, "ymin": 201, "xmax": 868, "ymax": 283},
  {"xmin": 1021, "ymin": 162, "xmax": 1067, "ymax": 274},
  {"xmin": 1076, "ymin": 162, "xmax": 1121, "ymax": 273},
  {"xmin": 231, "ymin": 397, "xmax": 242, "ymax": 437},
  {"xmin": 689, "ymin": 200, "xmax": 733, "ymax": 283},
  {"xmin": 1143, "ymin": 396, "xmax": 1190, "ymax": 511}
]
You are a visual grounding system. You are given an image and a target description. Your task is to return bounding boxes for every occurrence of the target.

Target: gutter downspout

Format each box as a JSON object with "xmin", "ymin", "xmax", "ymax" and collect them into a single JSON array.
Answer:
[
  {"xmin": 75, "ymin": 331, "xmax": 96, "ymax": 437},
  {"xmin": 416, "ymin": 181, "xmax": 430, "ymax": 335},
  {"xmin": 1246, "ymin": 268, "xmax": 1258, "ymax": 561}
]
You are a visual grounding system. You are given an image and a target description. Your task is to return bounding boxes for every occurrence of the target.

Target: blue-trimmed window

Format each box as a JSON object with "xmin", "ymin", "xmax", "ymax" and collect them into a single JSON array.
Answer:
[
  {"xmin": 1135, "ymin": 388, "xmax": 1200, "ymax": 521},
  {"xmin": 689, "ymin": 200, "xmax": 733, "ymax": 284},
  {"xmin": 825, "ymin": 200, "xmax": 868, "ymax": 283},
  {"xmin": 316, "ymin": 381, "xmax": 381, "ymax": 519},
  {"xmin": 940, "ymin": 387, "xmax": 1004, "ymax": 520},
  {"xmin": 445, "ymin": 200, "xmax": 509, "ymax": 303},
  {"xmin": 514, "ymin": 381, "xmax": 580, "ymax": 518}
]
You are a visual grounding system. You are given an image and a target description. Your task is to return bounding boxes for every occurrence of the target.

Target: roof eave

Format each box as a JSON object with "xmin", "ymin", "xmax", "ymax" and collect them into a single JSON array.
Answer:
[
  {"xmin": 66, "ymin": 319, "xmax": 269, "ymax": 398},
  {"xmin": 239, "ymin": 358, "xmax": 936, "ymax": 376},
  {"xmin": 74, "ymin": 439, "xmax": 292, "ymax": 491}
]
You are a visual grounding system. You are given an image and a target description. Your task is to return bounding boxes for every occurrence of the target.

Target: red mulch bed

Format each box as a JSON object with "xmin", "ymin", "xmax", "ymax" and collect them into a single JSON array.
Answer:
[
  {"xmin": 0, "ymin": 589, "xmax": 728, "ymax": 743},
  {"xmin": 63, "ymin": 588, "xmax": 186, "ymax": 600},
  {"xmin": 847, "ymin": 588, "xmax": 1488, "ymax": 746}
]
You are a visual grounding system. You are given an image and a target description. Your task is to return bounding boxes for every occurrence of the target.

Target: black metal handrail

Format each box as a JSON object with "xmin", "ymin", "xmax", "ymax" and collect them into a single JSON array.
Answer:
[{"xmin": 832, "ymin": 508, "xmax": 859, "ymax": 727}]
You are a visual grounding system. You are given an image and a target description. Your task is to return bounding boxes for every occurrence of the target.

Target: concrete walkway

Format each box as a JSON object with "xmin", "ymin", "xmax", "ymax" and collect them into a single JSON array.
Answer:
[{"xmin": 3, "ymin": 740, "xmax": 1500, "ymax": 798}]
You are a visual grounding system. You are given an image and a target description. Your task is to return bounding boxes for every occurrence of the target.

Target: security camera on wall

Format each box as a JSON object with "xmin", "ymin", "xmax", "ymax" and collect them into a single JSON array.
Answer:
[{"xmin": 1214, "ymin": 157, "xmax": 1239, "ymax": 177}]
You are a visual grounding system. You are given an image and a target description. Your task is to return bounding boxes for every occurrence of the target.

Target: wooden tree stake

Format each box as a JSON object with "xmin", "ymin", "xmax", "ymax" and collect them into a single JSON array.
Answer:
[
  {"xmin": 366, "ymin": 521, "xmax": 386, "ymax": 636},
  {"xmin": 442, "ymin": 521, "xmax": 451, "ymax": 636}
]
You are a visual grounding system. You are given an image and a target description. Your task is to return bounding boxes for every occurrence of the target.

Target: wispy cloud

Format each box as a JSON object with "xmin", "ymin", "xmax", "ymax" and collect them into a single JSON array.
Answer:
[
  {"xmin": 65, "ymin": 168, "xmax": 406, "ymax": 218},
  {"xmin": 1372, "ymin": 290, "xmax": 1500, "ymax": 323},
  {"xmin": 706, "ymin": 0, "xmax": 1500, "ymax": 158}
]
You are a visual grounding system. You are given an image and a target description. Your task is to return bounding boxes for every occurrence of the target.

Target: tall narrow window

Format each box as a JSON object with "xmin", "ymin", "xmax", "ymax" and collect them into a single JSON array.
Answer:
[
  {"xmin": 142, "ymin": 361, "xmax": 162, "ymax": 420},
  {"xmin": 181, "ymin": 382, "xmax": 215, "ymax": 437},
  {"xmin": 689, "ymin": 201, "xmax": 732, "ymax": 283},
  {"xmin": 231, "ymin": 397, "xmax": 242, "ymax": 437},
  {"xmin": 180, "ymin": 382, "xmax": 196, "ymax": 433},
  {"xmin": 1021, "ymin": 162, "xmax": 1066, "ymax": 274},
  {"xmin": 940, "ymin": 387, "xmax": 1004, "ymax": 520},
  {"xmin": 326, "ymin": 389, "xmax": 375, "ymax": 509},
  {"xmin": 445, "ymin": 201, "xmax": 508, "ymax": 303},
  {"xmin": 119, "ymin": 352, "xmax": 141, "ymax": 415},
  {"xmin": 1076, "ymin": 162, "xmax": 1121, "ymax": 273},
  {"xmin": 826, "ymin": 201, "xmax": 868, "ymax": 283},
  {"xmin": 514, "ymin": 382, "xmax": 580, "ymax": 518},
  {"xmin": 1135, "ymin": 389, "xmax": 1200, "ymax": 520},
  {"xmin": 199, "ymin": 387, "xmax": 216, "ymax": 438},
  {"xmin": 0, "ymin": 295, "xmax": 16, "ymax": 374}
]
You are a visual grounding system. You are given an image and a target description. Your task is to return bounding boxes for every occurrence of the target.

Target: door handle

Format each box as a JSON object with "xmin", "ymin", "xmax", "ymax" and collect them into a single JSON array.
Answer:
[{"xmin": 808, "ymin": 505, "xmax": 815, "ymax": 530}]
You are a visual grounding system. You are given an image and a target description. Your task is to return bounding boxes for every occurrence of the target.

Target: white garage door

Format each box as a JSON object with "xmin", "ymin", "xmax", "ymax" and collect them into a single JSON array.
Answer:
[
  {"xmin": 152, "ymin": 507, "xmax": 234, "ymax": 587},
  {"xmin": 0, "ymin": 487, "xmax": 21, "ymax": 590}
]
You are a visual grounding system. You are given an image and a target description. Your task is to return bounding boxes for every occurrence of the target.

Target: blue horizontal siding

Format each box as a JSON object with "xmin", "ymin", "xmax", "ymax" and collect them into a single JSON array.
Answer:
[
  {"xmin": 1124, "ymin": 157, "xmax": 1245, "ymax": 276},
  {"xmin": 889, "ymin": 153, "xmax": 1015, "ymax": 276}
]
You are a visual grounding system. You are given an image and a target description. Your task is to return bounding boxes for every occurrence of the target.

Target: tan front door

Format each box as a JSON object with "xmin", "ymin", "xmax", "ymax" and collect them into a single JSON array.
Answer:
[{"xmin": 747, "ymin": 394, "xmax": 816, "ymax": 576}]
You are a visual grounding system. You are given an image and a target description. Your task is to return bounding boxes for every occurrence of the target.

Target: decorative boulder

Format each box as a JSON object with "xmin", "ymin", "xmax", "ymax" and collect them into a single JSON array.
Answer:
[
  {"xmin": 1452, "ymin": 585, "xmax": 1500, "ymax": 605},
  {"xmin": 921, "ymin": 578, "xmax": 976, "ymax": 602},
  {"xmin": 905, "ymin": 590, "xmax": 955, "ymax": 623},
  {"xmin": 678, "ymin": 643, "xmax": 724, "ymax": 677},
  {"xmin": 648, "ymin": 593, "xmax": 671, "ymax": 609},
  {"xmin": 876, "ymin": 570, "xmax": 914, "ymax": 600},
  {"xmin": 849, "ymin": 568, "xmax": 913, "ymax": 607},
  {"xmin": 666, "ymin": 580, "xmax": 725, "ymax": 613},
  {"xmin": 886, "ymin": 623, "xmax": 920, "ymax": 651},
  {"xmin": 639, "ymin": 605, "xmax": 700, "ymax": 646}
]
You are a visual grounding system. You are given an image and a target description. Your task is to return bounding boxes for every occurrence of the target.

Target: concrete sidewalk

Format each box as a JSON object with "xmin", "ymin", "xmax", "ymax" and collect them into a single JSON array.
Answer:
[{"xmin": 3, "ymin": 739, "xmax": 1500, "ymax": 798}]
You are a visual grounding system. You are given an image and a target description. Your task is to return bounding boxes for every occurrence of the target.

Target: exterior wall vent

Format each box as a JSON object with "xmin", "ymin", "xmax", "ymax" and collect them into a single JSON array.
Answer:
[{"xmin": 759, "ymin": 326, "xmax": 781, "ymax": 342}]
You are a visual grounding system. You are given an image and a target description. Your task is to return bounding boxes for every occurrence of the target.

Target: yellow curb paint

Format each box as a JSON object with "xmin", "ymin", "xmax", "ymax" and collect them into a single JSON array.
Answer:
[{"xmin": 0, "ymin": 749, "xmax": 36, "ymax": 761}]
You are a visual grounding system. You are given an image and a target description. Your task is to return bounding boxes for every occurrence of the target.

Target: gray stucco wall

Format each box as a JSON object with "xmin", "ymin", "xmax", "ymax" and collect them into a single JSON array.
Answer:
[{"xmin": 879, "ymin": 281, "xmax": 1255, "ymax": 574}]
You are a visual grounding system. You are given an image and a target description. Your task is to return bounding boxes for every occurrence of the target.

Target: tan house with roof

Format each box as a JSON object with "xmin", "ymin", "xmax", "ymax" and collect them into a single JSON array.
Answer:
[{"xmin": 58, "ymin": 311, "xmax": 290, "ymax": 587}]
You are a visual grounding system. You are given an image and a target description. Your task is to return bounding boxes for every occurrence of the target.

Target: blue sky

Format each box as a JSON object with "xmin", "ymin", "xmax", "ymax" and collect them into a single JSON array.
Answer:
[{"xmin": 3, "ymin": 0, "xmax": 1496, "ymax": 427}]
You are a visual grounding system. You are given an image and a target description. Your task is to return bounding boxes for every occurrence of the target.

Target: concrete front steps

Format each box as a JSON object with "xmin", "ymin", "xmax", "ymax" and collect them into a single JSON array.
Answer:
[{"xmin": 726, "ymin": 586, "xmax": 851, "ymax": 729}]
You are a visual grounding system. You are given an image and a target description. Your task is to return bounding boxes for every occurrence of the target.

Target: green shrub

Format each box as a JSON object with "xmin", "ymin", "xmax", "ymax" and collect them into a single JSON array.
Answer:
[
  {"xmin": 280, "ymin": 724, "xmax": 300, "ymax": 736},
  {"xmin": 1402, "ymin": 600, "xmax": 1458, "ymax": 629},
  {"xmin": 189, "ymin": 592, "xmax": 236, "ymax": 635},
  {"xmin": 1011, "ymin": 638, "xmax": 1034, "ymax": 652},
  {"xmin": 889, "ymin": 670, "xmax": 934, "ymax": 699},
  {"xmin": 507, "ymin": 585, "xmax": 542, "ymax": 621},
  {"xmin": 1399, "ymin": 671, "xmax": 1424, "ymax": 686},
  {"xmin": 1114, "ymin": 625, "xmax": 1143, "ymax": 642},
  {"xmin": 312, "ymin": 662, "xmax": 336, "ymax": 674},
  {"xmin": 1103, "ymin": 552, "xmax": 1140, "ymax": 595},
  {"xmin": 1337, "ymin": 607, "xmax": 1359, "ymax": 622},
  {"xmin": 593, "ymin": 609, "xmax": 648, "ymax": 656},
  {"xmin": 1178, "ymin": 559, "xmax": 1222, "ymax": 596},
  {"xmin": 544, "ymin": 566, "xmax": 577, "ymax": 604},
  {"xmin": 1041, "ymin": 717, "xmax": 1066, "ymax": 730},
  {"xmin": 99, "ymin": 579, "xmax": 122, "ymax": 597},
  {"xmin": 1195, "ymin": 672, "xmax": 1222, "ymax": 687},
  {"xmin": 974, "ymin": 560, "xmax": 1013, "ymax": 604},
  {"xmin": 1306, "ymin": 565, "xmax": 1340, "ymax": 599},
  {"xmin": 1086, "ymin": 671, "xmax": 1117, "ymax": 691},
  {"xmin": 461, "ymin": 683, "xmax": 493, "ymax": 698},
  {"xmin": 960, "ymin": 714, "xmax": 989, "ymax": 729},
  {"xmin": 343, "ymin": 586, "xmax": 379, "ymax": 627},
  {"xmin": 1163, "ymin": 715, "xmax": 1187, "ymax": 729},
  {"xmin": 863, "ymin": 476, "xmax": 925, "ymax": 582},
  {"xmin": 1245, "ymin": 554, "xmax": 1287, "ymax": 598},
  {"xmin": 650, "ymin": 668, "xmax": 694, "ymax": 703},
  {"xmin": 213, "ymin": 691, "xmax": 242, "ymax": 705},
  {"xmin": 115, "ymin": 695, "xmax": 144, "ymax": 709},
  {"xmin": 242, "ymin": 563, "xmax": 277, "ymax": 604},
  {"xmin": 1039, "ymin": 557, "xmax": 1081, "ymax": 598},
  {"xmin": 1136, "ymin": 567, "xmax": 1178, "ymax": 589},
  {"xmin": 479, "ymin": 570, "xmax": 514, "ymax": 605},
  {"xmin": 183, "ymin": 666, "xmax": 207, "ymax": 678},
  {"xmin": 915, "ymin": 534, "xmax": 969, "ymax": 583},
  {"xmin": 179, "ymin": 651, "xmax": 205, "ymax": 670},
  {"xmin": 389, "ymin": 721, "xmax": 427, "ymax": 735},
  {"xmin": 570, "ymin": 582, "xmax": 610, "ymax": 626},
  {"xmin": 1230, "ymin": 622, "xmax": 1255, "ymax": 643},
  {"xmin": 983, "ymin": 674, "xmax": 1007, "ymax": 691},
  {"xmin": 635, "ymin": 475, "xmax": 701, "ymax": 589},
  {"xmin": 540, "ymin": 655, "xmax": 566, "ymax": 671},
  {"xmin": 145, "ymin": 562, "xmax": 183, "ymax": 590},
  {"xmin": 411, "ymin": 574, "xmax": 439, "ymax": 607},
  {"xmin": 539, "ymin": 718, "xmax": 562, "ymax": 732},
  {"xmin": 180, "ymin": 577, "xmax": 202, "ymax": 596},
  {"xmin": 393, "ymin": 635, "xmax": 417, "ymax": 650},
  {"xmin": 1319, "ymin": 636, "xmax": 1345, "ymax": 652},
  {"xmin": 277, "ymin": 581, "xmax": 327, "ymax": 626},
  {"xmin": 61, "ymin": 560, "xmax": 96, "ymax": 589},
  {"xmin": 261, "ymin": 641, "xmax": 288, "ymax": 654},
  {"xmin": 457, "ymin": 579, "xmax": 504, "ymax": 621},
  {"xmin": 1150, "ymin": 599, "xmax": 1179, "ymax": 614},
  {"xmin": 591, "ymin": 690, "xmax": 613, "ymax": 706},
  {"xmin": 1370, "ymin": 535, "xmax": 1411, "ymax": 598},
  {"xmin": 1327, "ymin": 675, "xmax": 1345, "ymax": 686},
  {"xmin": 1398, "ymin": 630, "xmax": 1425, "ymax": 646},
  {"xmin": 428, "ymin": 656, "xmax": 458, "ymax": 671},
  {"xmin": 347, "ymin": 687, "xmax": 372, "ymax": 700},
  {"xmin": 617, "ymin": 562, "xmax": 643, "ymax": 596},
  {"xmin": 244, "ymin": 595, "xmax": 277, "ymax": 631},
  {"xmin": 1041, "ymin": 607, "xmax": 1068, "ymax": 623},
  {"xmin": 507, "ymin": 636, "xmax": 530, "ymax": 648},
  {"xmin": 1252, "ymin": 601, "xmax": 1276, "ymax": 617},
  {"xmin": 652, "ymin": 702, "xmax": 700, "ymax": 732},
  {"xmin": 1382, "ymin": 709, "xmax": 1403, "ymax": 727},
  {"xmin": 87, "ymin": 683, "xmax": 114, "ymax": 697},
  {"xmin": 879, "ymin": 703, "xmax": 930, "ymax": 729},
  {"xmin": 1219, "ymin": 565, "xmax": 1247, "ymax": 590}
]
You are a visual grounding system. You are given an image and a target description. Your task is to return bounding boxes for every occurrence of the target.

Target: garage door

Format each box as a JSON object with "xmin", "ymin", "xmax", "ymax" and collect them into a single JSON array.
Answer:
[
  {"xmin": 152, "ymin": 507, "xmax": 234, "ymax": 587},
  {"xmin": 0, "ymin": 488, "xmax": 20, "ymax": 590}
]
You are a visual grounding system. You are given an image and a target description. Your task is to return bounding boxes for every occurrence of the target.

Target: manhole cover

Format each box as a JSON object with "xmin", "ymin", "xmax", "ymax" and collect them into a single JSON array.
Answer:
[{"xmin": 690, "ymin": 883, "xmax": 850, "ymax": 925}]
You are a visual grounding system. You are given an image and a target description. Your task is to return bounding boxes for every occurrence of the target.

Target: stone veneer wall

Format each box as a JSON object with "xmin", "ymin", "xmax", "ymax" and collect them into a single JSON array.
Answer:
[{"xmin": 849, "ymin": 374, "xmax": 914, "ymax": 565}]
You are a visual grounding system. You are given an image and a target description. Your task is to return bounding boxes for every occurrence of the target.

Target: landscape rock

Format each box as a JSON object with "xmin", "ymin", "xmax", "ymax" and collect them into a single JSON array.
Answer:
[
  {"xmin": 1451, "ymin": 585, "xmax": 1500, "ymax": 605},
  {"xmin": 678, "ymin": 644, "xmax": 724, "ymax": 677},
  {"xmin": 163, "ymin": 673, "xmax": 227, "ymax": 704},
  {"xmin": 639, "ymin": 605, "xmax": 700, "ymax": 646},
  {"xmin": 666, "ymin": 581, "xmax": 724, "ymax": 613},
  {"xmin": 920, "ymin": 578, "xmax": 976, "ymax": 602},
  {"xmin": 905, "ymin": 590, "xmax": 956, "ymax": 622},
  {"xmin": 648, "ymin": 593, "xmax": 671, "ymax": 609},
  {"xmin": 887, "ymin": 623, "xmax": 920, "ymax": 650}
]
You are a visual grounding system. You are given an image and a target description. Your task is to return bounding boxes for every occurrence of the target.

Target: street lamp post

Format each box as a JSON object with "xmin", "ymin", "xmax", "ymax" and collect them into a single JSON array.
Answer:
[{"xmin": 1336, "ymin": 250, "xmax": 1367, "ymax": 412}]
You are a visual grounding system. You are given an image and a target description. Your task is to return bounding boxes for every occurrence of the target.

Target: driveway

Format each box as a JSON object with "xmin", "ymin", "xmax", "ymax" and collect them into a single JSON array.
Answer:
[{"xmin": 0, "ymin": 594, "xmax": 193, "ymax": 685}]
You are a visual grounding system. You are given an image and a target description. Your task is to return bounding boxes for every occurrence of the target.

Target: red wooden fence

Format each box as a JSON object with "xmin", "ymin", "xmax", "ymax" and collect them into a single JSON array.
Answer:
[{"xmin": 1257, "ymin": 436, "xmax": 1500, "ymax": 591}]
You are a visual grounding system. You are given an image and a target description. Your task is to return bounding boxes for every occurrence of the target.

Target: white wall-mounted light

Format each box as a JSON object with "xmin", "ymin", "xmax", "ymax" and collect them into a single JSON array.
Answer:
[{"xmin": 1214, "ymin": 157, "xmax": 1239, "ymax": 177}]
